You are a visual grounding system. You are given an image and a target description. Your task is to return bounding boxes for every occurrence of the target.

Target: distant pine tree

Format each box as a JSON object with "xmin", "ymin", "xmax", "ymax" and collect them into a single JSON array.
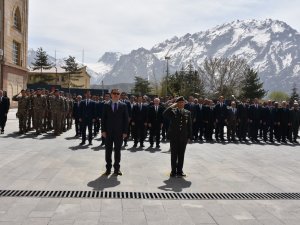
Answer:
[
  {"xmin": 31, "ymin": 47, "xmax": 53, "ymax": 73},
  {"xmin": 132, "ymin": 76, "xmax": 152, "ymax": 96},
  {"xmin": 31, "ymin": 47, "xmax": 54, "ymax": 83},
  {"xmin": 62, "ymin": 56, "xmax": 83, "ymax": 89},
  {"xmin": 240, "ymin": 68, "xmax": 267, "ymax": 100}
]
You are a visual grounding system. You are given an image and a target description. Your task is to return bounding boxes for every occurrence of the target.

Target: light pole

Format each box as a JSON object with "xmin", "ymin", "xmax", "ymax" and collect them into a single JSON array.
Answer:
[{"xmin": 165, "ymin": 56, "xmax": 170, "ymax": 96}]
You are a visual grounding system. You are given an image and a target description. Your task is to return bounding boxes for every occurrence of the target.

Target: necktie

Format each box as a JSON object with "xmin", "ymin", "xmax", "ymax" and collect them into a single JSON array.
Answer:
[
  {"xmin": 155, "ymin": 106, "xmax": 158, "ymax": 113},
  {"xmin": 114, "ymin": 102, "xmax": 117, "ymax": 112},
  {"xmin": 86, "ymin": 99, "xmax": 88, "ymax": 106},
  {"xmin": 140, "ymin": 104, "xmax": 142, "ymax": 111}
]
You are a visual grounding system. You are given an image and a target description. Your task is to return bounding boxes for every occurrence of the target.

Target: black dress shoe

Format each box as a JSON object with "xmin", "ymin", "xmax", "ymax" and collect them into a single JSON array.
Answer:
[
  {"xmin": 79, "ymin": 142, "xmax": 86, "ymax": 145},
  {"xmin": 170, "ymin": 172, "xmax": 176, "ymax": 177},
  {"xmin": 140, "ymin": 144, "xmax": 145, "ymax": 148},
  {"xmin": 150, "ymin": 144, "xmax": 153, "ymax": 148},
  {"xmin": 156, "ymin": 145, "xmax": 160, "ymax": 148},
  {"xmin": 133, "ymin": 144, "xmax": 137, "ymax": 148},
  {"xmin": 88, "ymin": 142, "xmax": 93, "ymax": 146},
  {"xmin": 113, "ymin": 170, "xmax": 122, "ymax": 176},
  {"xmin": 177, "ymin": 172, "xmax": 186, "ymax": 177},
  {"xmin": 104, "ymin": 170, "xmax": 111, "ymax": 176}
]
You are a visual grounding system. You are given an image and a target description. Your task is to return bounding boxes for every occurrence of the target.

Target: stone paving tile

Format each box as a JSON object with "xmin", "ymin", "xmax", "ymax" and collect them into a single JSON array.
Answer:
[{"xmin": 1, "ymin": 111, "xmax": 300, "ymax": 224}]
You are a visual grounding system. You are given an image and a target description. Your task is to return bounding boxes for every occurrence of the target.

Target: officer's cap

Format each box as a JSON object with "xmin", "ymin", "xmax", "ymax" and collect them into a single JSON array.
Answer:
[{"xmin": 176, "ymin": 96, "xmax": 185, "ymax": 102}]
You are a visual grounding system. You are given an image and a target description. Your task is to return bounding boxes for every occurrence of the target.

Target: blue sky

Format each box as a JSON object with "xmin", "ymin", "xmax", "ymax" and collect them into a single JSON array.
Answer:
[{"xmin": 29, "ymin": 0, "xmax": 300, "ymax": 63}]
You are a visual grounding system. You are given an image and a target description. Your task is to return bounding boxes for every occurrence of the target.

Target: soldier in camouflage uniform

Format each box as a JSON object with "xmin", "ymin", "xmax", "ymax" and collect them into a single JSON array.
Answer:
[
  {"xmin": 12, "ymin": 90, "xmax": 29, "ymax": 134},
  {"xmin": 26, "ymin": 89, "xmax": 34, "ymax": 131},
  {"xmin": 32, "ymin": 88, "xmax": 47, "ymax": 135},
  {"xmin": 67, "ymin": 94, "xmax": 74, "ymax": 130},
  {"xmin": 50, "ymin": 90, "xmax": 64, "ymax": 135},
  {"xmin": 43, "ymin": 90, "xmax": 52, "ymax": 131},
  {"xmin": 61, "ymin": 92, "xmax": 68, "ymax": 132}
]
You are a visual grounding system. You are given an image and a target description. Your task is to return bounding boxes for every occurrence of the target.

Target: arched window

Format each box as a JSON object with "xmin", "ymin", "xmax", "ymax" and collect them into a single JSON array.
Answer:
[{"xmin": 13, "ymin": 7, "xmax": 21, "ymax": 31}]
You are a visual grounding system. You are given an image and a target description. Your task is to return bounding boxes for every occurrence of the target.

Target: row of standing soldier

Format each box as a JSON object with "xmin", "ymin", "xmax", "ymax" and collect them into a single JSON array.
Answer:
[{"xmin": 12, "ymin": 88, "xmax": 74, "ymax": 135}]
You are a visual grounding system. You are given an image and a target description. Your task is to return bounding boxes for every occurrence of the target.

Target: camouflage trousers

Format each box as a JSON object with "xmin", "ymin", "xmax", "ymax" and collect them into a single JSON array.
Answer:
[
  {"xmin": 34, "ymin": 110, "xmax": 45, "ymax": 134},
  {"xmin": 52, "ymin": 111, "xmax": 62, "ymax": 135},
  {"xmin": 27, "ymin": 109, "xmax": 34, "ymax": 130},
  {"xmin": 17, "ymin": 111, "xmax": 27, "ymax": 133},
  {"xmin": 43, "ymin": 110, "xmax": 52, "ymax": 131}
]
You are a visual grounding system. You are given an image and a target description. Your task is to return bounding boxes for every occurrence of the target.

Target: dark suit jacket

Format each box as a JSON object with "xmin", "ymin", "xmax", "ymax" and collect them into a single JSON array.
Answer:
[
  {"xmin": 214, "ymin": 103, "xmax": 228, "ymax": 122},
  {"xmin": 0, "ymin": 96, "xmax": 10, "ymax": 115},
  {"xmin": 101, "ymin": 101, "xmax": 129, "ymax": 135},
  {"xmin": 132, "ymin": 103, "xmax": 148, "ymax": 126},
  {"xmin": 237, "ymin": 103, "xmax": 248, "ymax": 122},
  {"xmin": 78, "ymin": 99, "xmax": 96, "ymax": 121},
  {"xmin": 163, "ymin": 107, "xmax": 192, "ymax": 140},
  {"xmin": 73, "ymin": 101, "xmax": 81, "ymax": 119},
  {"xmin": 147, "ymin": 105, "xmax": 164, "ymax": 126},
  {"xmin": 195, "ymin": 104, "xmax": 204, "ymax": 124},
  {"xmin": 95, "ymin": 101, "xmax": 104, "ymax": 119},
  {"xmin": 248, "ymin": 104, "xmax": 262, "ymax": 123}
]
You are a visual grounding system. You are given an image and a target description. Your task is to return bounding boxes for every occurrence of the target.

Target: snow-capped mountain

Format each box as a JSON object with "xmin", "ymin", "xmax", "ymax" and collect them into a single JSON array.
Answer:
[{"xmin": 101, "ymin": 19, "xmax": 300, "ymax": 93}]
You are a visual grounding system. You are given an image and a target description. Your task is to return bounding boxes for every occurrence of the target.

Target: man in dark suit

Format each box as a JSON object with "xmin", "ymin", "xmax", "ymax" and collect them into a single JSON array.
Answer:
[
  {"xmin": 214, "ymin": 96, "xmax": 228, "ymax": 141},
  {"xmin": 194, "ymin": 98, "xmax": 205, "ymax": 141},
  {"xmin": 248, "ymin": 98, "xmax": 262, "ymax": 142},
  {"xmin": 280, "ymin": 101, "xmax": 290, "ymax": 143},
  {"xmin": 79, "ymin": 91, "xmax": 96, "ymax": 145},
  {"xmin": 237, "ymin": 99, "xmax": 249, "ymax": 142},
  {"xmin": 184, "ymin": 96, "xmax": 196, "ymax": 140},
  {"xmin": 101, "ymin": 89, "xmax": 129, "ymax": 176},
  {"xmin": 0, "ymin": 90, "xmax": 10, "ymax": 134},
  {"xmin": 147, "ymin": 98, "xmax": 164, "ymax": 148},
  {"xmin": 131, "ymin": 96, "xmax": 148, "ymax": 148},
  {"xmin": 164, "ymin": 96, "xmax": 192, "ymax": 177},
  {"xmin": 120, "ymin": 92, "xmax": 132, "ymax": 147},
  {"xmin": 227, "ymin": 101, "xmax": 238, "ymax": 141},
  {"xmin": 73, "ymin": 95, "xmax": 82, "ymax": 137}
]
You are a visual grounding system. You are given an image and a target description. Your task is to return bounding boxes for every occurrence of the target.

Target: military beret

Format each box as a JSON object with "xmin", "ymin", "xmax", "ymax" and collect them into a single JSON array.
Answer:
[{"xmin": 176, "ymin": 96, "xmax": 185, "ymax": 102}]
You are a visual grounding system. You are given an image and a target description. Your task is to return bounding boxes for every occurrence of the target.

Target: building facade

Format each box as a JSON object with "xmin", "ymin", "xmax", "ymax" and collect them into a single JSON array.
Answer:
[
  {"xmin": 28, "ymin": 66, "xmax": 91, "ymax": 89},
  {"xmin": 0, "ymin": 0, "xmax": 28, "ymax": 106}
]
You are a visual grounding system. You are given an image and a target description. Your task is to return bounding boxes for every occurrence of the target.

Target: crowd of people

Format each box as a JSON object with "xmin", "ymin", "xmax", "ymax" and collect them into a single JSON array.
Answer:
[{"xmin": 1, "ymin": 88, "xmax": 300, "ymax": 145}]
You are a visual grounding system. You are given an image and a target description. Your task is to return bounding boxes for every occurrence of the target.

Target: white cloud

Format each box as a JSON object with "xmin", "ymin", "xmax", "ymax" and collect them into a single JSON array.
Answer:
[{"xmin": 29, "ymin": 0, "xmax": 300, "ymax": 63}]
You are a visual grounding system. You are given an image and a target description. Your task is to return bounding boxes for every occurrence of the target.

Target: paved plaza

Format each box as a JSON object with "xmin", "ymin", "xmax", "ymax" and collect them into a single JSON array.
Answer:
[{"xmin": 0, "ymin": 109, "xmax": 300, "ymax": 225}]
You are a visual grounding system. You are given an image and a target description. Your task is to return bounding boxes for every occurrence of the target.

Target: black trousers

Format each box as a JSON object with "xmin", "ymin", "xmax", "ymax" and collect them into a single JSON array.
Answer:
[
  {"xmin": 105, "ymin": 132, "xmax": 123, "ymax": 171},
  {"xmin": 134, "ymin": 124, "xmax": 146, "ymax": 145},
  {"xmin": 81, "ymin": 119, "xmax": 93, "ymax": 143},
  {"xmin": 238, "ymin": 120, "xmax": 247, "ymax": 140},
  {"xmin": 0, "ymin": 114, "xmax": 7, "ymax": 131},
  {"xmin": 93, "ymin": 118, "xmax": 100, "ymax": 135},
  {"xmin": 250, "ymin": 121, "xmax": 259, "ymax": 140},
  {"xmin": 215, "ymin": 121, "xmax": 225, "ymax": 140},
  {"xmin": 149, "ymin": 125, "xmax": 161, "ymax": 146},
  {"xmin": 170, "ymin": 137, "xmax": 188, "ymax": 173},
  {"xmin": 74, "ymin": 117, "xmax": 81, "ymax": 135}
]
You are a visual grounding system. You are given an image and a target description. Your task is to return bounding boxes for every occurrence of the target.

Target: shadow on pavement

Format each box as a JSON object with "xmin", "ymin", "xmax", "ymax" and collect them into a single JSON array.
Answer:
[
  {"xmin": 69, "ymin": 145, "xmax": 89, "ymax": 151},
  {"xmin": 158, "ymin": 177, "xmax": 192, "ymax": 192},
  {"xmin": 144, "ymin": 147, "xmax": 161, "ymax": 153},
  {"xmin": 87, "ymin": 174, "xmax": 120, "ymax": 191}
]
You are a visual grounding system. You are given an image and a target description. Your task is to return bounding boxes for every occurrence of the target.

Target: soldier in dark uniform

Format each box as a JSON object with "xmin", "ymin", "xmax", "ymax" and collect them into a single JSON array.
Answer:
[
  {"xmin": 120, "ymin": 92, "xmax": 132, "ymax": 147},
  {"xmin": 163, "ymin": 96, "xmax": 192, "ymax": 177}
]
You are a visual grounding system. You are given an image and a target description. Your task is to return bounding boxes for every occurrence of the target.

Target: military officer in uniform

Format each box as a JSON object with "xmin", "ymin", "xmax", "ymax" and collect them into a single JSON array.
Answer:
[
  {"xmin": 50, "ymin": 89, "xmax": 64, "ymax": 136},
  {"xmin": 32, "ymin": 88, "xmax": 47, "ymax": 135},
  {"xmin": 12, "ymin": 90, "xmax": 29, "ymax": 134},
  {"xmin": 163, "ymin": 96, "xmax": 192, "ymax": 177}
]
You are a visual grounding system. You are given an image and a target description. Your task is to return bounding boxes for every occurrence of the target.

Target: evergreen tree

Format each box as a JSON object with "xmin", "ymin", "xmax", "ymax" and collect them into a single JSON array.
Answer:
[
  {"xmin": 289, "ymin": 83, "xmax": 299, "ymax": 105},
  {"xmin": 239, "ymin": 68, "xmax": 267, "ymax": 100},
  {"xmin": 31, "ymin": 47, "xmax": 53, "ymax": 83},
  {"xmin": 31, "ymin": 47, "xmax": 53, "ymax": 73},
  {"xmin": 132, "ymin": 76, "xmax": 152, "ymax": 96},
  {"xmin": 62, "ymin": 56, "xmax": 83, "ymax": 88}
]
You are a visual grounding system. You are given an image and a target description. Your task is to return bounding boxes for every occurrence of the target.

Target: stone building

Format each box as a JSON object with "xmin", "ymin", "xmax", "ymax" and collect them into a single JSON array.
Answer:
[
  {"xmin": 28, "ymin": 66, "xmax": 91, "ymax": 89},
  {"xmin": 0, "ymin": 0, "xmax": 28, "ymax": 107}
]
